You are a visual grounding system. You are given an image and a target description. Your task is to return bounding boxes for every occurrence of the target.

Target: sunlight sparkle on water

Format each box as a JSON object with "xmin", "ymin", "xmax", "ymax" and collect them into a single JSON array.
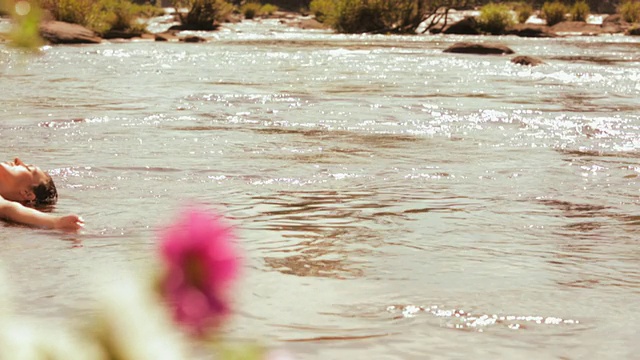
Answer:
[
  {"xmin": 387, "ymin": 305, "xmax": 580, "ymax": 331},
  {"xmin": 99, "ymin": 49, "xmax": 131, "ymax": 58}
]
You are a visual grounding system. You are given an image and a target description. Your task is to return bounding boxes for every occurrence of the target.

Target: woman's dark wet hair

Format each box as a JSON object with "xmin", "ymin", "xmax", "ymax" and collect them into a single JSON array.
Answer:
[{"xmin": 32, "ymin": 173, "xmax": 58, "ymax": 205}]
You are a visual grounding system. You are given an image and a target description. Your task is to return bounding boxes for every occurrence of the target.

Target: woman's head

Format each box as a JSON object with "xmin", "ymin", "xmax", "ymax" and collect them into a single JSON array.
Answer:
[{"xmin": 0, "ymin": 158, "xmax": 58, "ymax": 205}]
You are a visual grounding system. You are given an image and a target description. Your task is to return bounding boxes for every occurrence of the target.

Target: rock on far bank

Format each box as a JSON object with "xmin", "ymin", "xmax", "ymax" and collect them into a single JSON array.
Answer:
[
  {"xmin": 550, "ymin": 21, "xmax": 610, "ymax": 36},
  {"xmin": 601, "ymin": 14, "xmax": 632, "ymax": 34},
  {"xmin": 39, "ymin": 21, "xmax": 101, "ymax": 44},
  {"xmin": 441, "ymin": 16, "xmax": 481, "ymax": 35},
  {"xmin": 285, "ymin": 16, "xmax": 331, "ymax": 30},
  {"xmin": 443, "ymin": 42, "xmax": 514, "ymax": 55},
  {"xmin": 506, "ymin": 24, "xmax": 556, "ymax": 38}
]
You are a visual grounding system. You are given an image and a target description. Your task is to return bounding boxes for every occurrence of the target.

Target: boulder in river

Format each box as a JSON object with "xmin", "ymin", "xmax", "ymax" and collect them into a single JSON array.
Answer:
[
  {"xmin": 511, "ymin": 55, "xmax": 544, "ymax": 66},
  {"xmin": 181, "ymin": 35, "xmax": 207, "ymax": 43},
  {"xmin": 443, "ymin": 42, "xmax": 514, "ymax": 55},
  {"xmin": 39, "ymin": 21, "xmax": 101, "ymax": 44}
]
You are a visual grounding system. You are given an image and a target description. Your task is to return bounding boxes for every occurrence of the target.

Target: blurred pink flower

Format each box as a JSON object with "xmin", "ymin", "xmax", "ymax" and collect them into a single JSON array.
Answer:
[{"xmin": 158, "ymin": 206, "xmax": 240, "ymax": 335}]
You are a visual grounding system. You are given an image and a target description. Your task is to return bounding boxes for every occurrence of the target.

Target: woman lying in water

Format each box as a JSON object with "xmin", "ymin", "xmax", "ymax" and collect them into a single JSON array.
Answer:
[{"xmin": 0, "ymin": 158, "xmax": 83, "ymax": 232}]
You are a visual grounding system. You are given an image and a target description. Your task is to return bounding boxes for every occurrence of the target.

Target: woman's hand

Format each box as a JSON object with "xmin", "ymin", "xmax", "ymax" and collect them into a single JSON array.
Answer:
[{"xmin": 54, "ymin": 214, "xmax": 84, "ymax": 232}]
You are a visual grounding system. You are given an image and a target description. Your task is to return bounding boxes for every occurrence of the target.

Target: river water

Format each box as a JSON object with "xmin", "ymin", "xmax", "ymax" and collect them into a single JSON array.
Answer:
[{"xmin": 1, "ymin": 16, "xmax": 639, "ymax": 359}]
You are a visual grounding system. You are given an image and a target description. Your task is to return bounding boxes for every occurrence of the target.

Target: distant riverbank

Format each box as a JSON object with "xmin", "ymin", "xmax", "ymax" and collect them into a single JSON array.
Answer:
[{"xmin": 1, "ymin": 7, "xmax": 637, "ymax": 48}]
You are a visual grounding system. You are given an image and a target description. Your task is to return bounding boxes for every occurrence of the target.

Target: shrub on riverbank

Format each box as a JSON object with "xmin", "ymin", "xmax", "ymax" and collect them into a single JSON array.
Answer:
[
  {"xmin": 92, "ymin": 0, "xmax": 145, "ymax": 34},
  {"xmin": 310, "ymin": 0, "xmax": 385, "ymax": 33},
  {"xmin": 260, "ymin": 3, "xmax": 278, "ymax": 15},
  {"xmin": 309, "ymin": 0, "xmax": 426, "ymax": 34},
  {"xmin": 619, "ymin": 0, "xmax": 640, "ymax": 23},
  {"xmin": 571, "ymin": 0, "xmax": 590, "ymax": 21},
  {"xmin": 241, "ymin": 2, "xmax": 261, "ymax": 18},
  {"xmin": 240, "ymin": 2, "xmax": 278, "ymax": 19},
  {"xmin": 541, "ymin": 1, "xmax": 568, "ymax": 26},
  {"xmin": 38, "ymin": 0, "xmax": 161, "ymax": 35},
  {"xmin": 477, "ymin": 3, "xmax": 514, "ymax": 34},
  {"xmin": 40, "ymin": 0, "xmax": 92, "ymax": 25},
  {"xmin": 172, "ymin": 0, "xmax": 233, "ymax": 30},
  {"xmin": 309, "ymin": 0, "xmax": 333, "ymax": 23},
  {"xmin": 513, "ymin": 2, "xmax": 534, "ymax": 23},
  {"xmin": 332, "ymin": 0, "xmax": 387, "ymax": 33},
  {"xmin": 131, "ymin": 2, "xmax": 166, "ymax": 18}
]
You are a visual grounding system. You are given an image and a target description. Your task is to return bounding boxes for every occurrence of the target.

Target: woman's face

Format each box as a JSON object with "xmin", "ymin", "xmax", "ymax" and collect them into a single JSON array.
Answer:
[{"xmin": 0, "ymin": 158, "xmax": 47, "ymax": 202}]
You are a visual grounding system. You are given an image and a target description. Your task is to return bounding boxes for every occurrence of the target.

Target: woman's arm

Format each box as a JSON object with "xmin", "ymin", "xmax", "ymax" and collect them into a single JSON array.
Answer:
[{"xmin": 0, "ymin": 197, "xmax": 84, "ymax": 232}]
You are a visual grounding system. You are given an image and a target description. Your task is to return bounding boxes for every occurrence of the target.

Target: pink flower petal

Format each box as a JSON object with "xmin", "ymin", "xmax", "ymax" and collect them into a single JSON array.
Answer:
[{"xmin": 157, "ymin": 205, "xmax": 241, "ymax": 335}]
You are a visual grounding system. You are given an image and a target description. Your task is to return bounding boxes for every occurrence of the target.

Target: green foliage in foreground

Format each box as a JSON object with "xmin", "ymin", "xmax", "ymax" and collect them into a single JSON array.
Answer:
[
  {"xmin": 619, "ymin": 0, "xmax": 640, "ymax": 23},
  {"xmin": 541, "ymin": 1, "xmax": 568, "ymax": 26},
  {"xmin": 477, "ymin": 3, "xmax": 514, "ymax": 34},
  {"xmin": 172, "ymin": 0, "xmax": 234, "ymax": 30},
  {"xmin": 1, "ymin": 0, "xmax": 44, "ymax": 50},
  {"xmin": 38, "ymin": 0, "xmax": 163, "ymax": 35},
  {"xmin": 570, "ymin": 0, "xmax": 590, "ymax": 22},
  {"xmin": 0, "ymin": 0, "xmax": 9, "ymax": 17}
]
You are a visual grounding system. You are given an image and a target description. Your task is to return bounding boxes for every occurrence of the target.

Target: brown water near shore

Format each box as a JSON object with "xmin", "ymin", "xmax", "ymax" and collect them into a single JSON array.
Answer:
[{"xmin": 1, "ymin": 18, "xmax": 640, "ymax": 359}]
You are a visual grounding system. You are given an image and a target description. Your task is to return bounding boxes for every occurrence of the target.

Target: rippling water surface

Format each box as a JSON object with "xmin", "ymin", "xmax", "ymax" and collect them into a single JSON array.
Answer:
[{"xmin": 1, "ymin": 18, "xmax": 640, "ymax": 359}]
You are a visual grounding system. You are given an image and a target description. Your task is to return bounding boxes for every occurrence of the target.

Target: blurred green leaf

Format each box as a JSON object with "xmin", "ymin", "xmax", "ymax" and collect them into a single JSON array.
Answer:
[{"xmin": 4, "ymin": 0, "xmax": 44, "ymax": 51}]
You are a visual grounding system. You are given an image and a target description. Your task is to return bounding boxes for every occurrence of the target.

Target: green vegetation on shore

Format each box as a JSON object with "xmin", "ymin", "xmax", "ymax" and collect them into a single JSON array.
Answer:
[
  {"xmin": 2, "ymin": 0, "xmax": 640, "ymax": 48},
  {"xmin": 513, "ymin": 2, "xmax": 534, "ymax": 23},
  {"xmin": 570, "ymin": 0, "xmax": 590, "ymax": 21},
  {"xmin": 541, "ymin": 1, "xmax": 569, "ymax": 26},
  {"xmin": 240, "ymin": 1, "xmax": 278, "ymax": 19},
  {"xmin": 620, "ymin": 0, "xmax": 640, "ymax": 23},
  {"xmin": 307, "ymin": 0, "xmax": 640, "ymax": 34},
  {"xmin": 477, "ymin": 3, "xmax": 514, "ymax": 35},
  {"xmin": 310, "ymin": 0, "xmax": 451, "ymax": 34},
  {"xmin": 38, "ymin": 0, "xmax": 162, "ymax": 35},
  {"xmin": 170, "ymin": 0, "xmax": 233, "ymax": 30}
]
